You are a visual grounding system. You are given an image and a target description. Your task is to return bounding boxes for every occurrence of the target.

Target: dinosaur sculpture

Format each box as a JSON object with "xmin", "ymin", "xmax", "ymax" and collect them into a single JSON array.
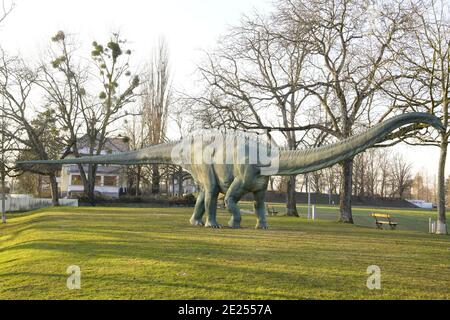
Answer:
[{"xmin": 17, "ymin": 113, "xmax": 442, "ymax": 229}]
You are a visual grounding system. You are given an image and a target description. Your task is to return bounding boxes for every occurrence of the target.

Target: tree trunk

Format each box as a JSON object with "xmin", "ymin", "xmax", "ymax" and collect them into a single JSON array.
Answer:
[
  {"xmin": 127, "ymin": 169, "xmax": 134, "ymax": 195},
  {"xmin": 381, "ymin": 175, "xmax": 386, "ymax": 198},
  {"xmin": 49, "ymin": 174, "xmax": 60, "ymax": 206},
  {"xmin": 436, "ymin": 138, "xmax": 448, "ymax": 234},
  {"xmin": 38, "ymin": 175, "xmax": 42, "ymax": 197},
  {"xmin": 286, "ymin": 175, "xmax": 299, "ymax": 217},
  {"xmin": 178, "ymin": 166, "xmax": 184, "ymax": 195},
  {"xmin": 165, "ymin": 175, "xmax": 168, "ymax": 196},
  {"xmin": 171, "ymin": 174, "xmax": 176, "ymax": 196},
  {"xmin": 152, "ymin": 164, "xmax": 160, "ymax": 194},
  {"xmin": 360, "ymin": 161, "xmax": 365, "ymax": 196},
  {"xmin": 1, "ymin": 174, "xmax": 5, "ymax": 224},
  {"xmin": 339, "ymin": 159, "xmax": 354, "ymax": 223},
  {"xmin": 87, "ymin": 164, "xmax": 97, "ymax": 205},
  {"xmin": 135, "ymin": 165, "xmax": 141, "ymax": 196}
]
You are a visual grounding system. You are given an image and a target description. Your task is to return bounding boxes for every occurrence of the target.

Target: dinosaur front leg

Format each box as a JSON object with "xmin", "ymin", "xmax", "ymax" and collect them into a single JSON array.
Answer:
[
  {"xmin": 224, "ymin": 179, "xmax": 244, "ymax": 229},
  {"xmin": 253, "ymin": 189, "xmax": 269, "ymax": 229},
  {"xmin": 204, "ymin": 188, "xmax": 222, "ymax": 228},
  {"xmin": 190, "ymin": 190, "xmax": 205, "ymax": 226}
]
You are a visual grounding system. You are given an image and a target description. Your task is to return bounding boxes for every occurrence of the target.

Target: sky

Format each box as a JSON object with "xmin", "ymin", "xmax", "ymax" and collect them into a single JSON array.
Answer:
[
  {"xmin": 0, "ymin": 0, "xmax": 270, "ymax": 82},
  {"xmin": 0, "ymin": 0, "xmax": 445, "ymax": 179}
]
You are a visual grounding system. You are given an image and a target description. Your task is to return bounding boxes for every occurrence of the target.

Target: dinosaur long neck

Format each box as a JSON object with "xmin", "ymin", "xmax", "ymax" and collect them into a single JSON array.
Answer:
[{"xmin": 276, "ymin": 113, "xmax": 439, "ymax": 176}]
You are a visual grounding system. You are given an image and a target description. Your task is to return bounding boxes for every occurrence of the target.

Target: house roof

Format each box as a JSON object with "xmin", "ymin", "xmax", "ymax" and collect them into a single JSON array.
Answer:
[
  {"xmin": 103, "ymin": 137, "xmax": 130, "ymax": 153},
  {"xmin": 68, "ymin": 134, "xmax": 130, "ymax": 156}
]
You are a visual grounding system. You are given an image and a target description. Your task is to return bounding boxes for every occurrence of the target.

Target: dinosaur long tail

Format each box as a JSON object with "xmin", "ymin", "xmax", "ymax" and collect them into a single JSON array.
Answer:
[
  {"xmin": 17, "ymin": 142, "xmax": 176, "ymax": 167},
  {"xmin": 275, "ymin": 112, "xmax": 443, "ymax": 176}
]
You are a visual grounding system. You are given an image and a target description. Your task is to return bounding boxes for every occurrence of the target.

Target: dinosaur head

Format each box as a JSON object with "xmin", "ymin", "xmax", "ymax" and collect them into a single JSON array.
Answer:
[{"xmin": 421, "ymin": 113, "xmax": 445, "ymax": 132}]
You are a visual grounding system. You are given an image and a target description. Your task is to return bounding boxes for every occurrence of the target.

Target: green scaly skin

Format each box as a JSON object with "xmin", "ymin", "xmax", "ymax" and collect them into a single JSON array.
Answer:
[{"xmin": 17, "ymin": 113, "xmax": 443, "ymax": 229}]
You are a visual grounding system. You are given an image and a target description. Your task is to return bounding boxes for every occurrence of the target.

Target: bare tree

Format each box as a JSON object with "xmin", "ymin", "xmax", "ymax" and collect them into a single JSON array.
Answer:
[
  {"xmin": 194, "ymin": 0, "xmax": 421, "ymax": 220},
  {"xmin": 310, "ymin": 171, "xmax": 324, "ymax": 193},
  {"xmin": 0, "ymin": 0, "xmax": 15, "ymax": 224},
  {"xmin": 366, "ymin": 149, "xmax": 382, "ymax": 197},
  {"xmin": 38, "ymin": 31, "xmax": 90, "ymax": 198},
  {"xmin": 445, "ymin": 175, "xmax": 450, "ymax": 206},
  {"xmin": 194, "ymin": 11, "xmax": 318, "ymax": 216},
  {"xmin": 274, "ymin": 0, "xmax": 419, "ymax": 222},
  {"xmin": 124, "ymin": 105, "xmax": 147, "ymax": 195},
  {"xmin": 352, "ymin": 149, "xmax": 382, "ymax": 197},
  {"xmin": 353, "ymin": 153, "xmax": 367, "ymax": 196},
  {"xmin": 0, "ymin": 107, "xmax": 16, "ymax": 223},
  {"xmin": 0, "ymin": 0, "xmax": 13, "ymax": 25},
  {"xmin": 0, "ymin": 54, "xmax": 62, "ymax": 205},
  {"xmin": 386, "ymin": 0, "xmax": 448, "ymax": 234},
  {"xmin": 41, "ymin": 31, "xmax": 140, "ymax": 204},
  {"xmin": 389, "ymin": 153, "xmax": 413, "ymax": 198},
  {"xmin": 141, "ymin": 39, "xmax": 171, "ymax": 194},
  {"xmin": 323, "ymin": 165, "xmax": 341, "ymax": 200},
  {"xmin": 412, "ymin": 170, "xmax": 436, "ymax": 202}
]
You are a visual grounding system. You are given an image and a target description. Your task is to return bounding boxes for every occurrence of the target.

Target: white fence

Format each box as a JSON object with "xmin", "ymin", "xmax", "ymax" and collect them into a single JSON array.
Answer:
[{"xmin": 1, "ymin": 197, "xmax": 78, "ymax": 212}]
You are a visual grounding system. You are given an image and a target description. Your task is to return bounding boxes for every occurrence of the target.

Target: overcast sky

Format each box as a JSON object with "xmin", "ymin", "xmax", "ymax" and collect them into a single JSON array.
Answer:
[{"xmin": 0, "ymin": 0, "xmax": 445, "ymax": 179}]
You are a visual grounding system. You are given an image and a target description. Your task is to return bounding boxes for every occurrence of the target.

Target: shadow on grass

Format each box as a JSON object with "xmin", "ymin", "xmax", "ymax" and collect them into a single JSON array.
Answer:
[{"xmin": 0, "ymin": 270, "xmax": 302, "ymax": 299}]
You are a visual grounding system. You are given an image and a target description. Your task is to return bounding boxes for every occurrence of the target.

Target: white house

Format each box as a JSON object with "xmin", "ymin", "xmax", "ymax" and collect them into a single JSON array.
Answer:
[{"xmin": 60, "ymin": 135, "xmax": 129, "ymax": 198}]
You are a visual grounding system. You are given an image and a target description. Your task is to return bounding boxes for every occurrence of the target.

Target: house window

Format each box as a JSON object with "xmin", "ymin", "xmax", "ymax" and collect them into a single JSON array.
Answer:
[
  {"xmin": 71, "ymin": 175, "xmax": 102, "ymax": 186},
  {"xmin": 71, "ymin": 175, "xmax": 83, "ymax": 186},
  {"xmin": 104, "ymin": 176, "xmax": 117, "ymax": 187}
]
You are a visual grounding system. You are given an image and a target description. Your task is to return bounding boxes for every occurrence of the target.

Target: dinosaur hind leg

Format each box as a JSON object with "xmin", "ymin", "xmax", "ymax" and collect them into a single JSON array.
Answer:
[
  {"xmin": 224, "ymin": 179, "xmax": 244, "ymax": 229},
  {"xmin": 204, "ymin": 187, "xmax": 222, "ymax": 228},
  {"xmin": 253, "ymin": 189, "xmax": 268, "ymax": 229},
  {"xmin": 190, "ymin": 190, "xmax": 205, "ymax": 226}
]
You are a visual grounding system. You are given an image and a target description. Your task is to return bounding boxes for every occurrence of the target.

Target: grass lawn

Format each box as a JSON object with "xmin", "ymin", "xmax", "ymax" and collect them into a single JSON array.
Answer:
[
  {"xmin": 0, "ymin": 205, "xmax": 449, "ymax": 300},
  {"xmin": 240, "ymin": 202, "xmax": 446, "ymax": 233}
]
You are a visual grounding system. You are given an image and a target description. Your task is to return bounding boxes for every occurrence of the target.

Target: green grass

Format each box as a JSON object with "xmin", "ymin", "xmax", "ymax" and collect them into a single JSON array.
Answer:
[
  {"xmin": 239, "ymin": 202, "xmax": 445, "ymax": 233},
  {"xmin": 0, "ymin": 205, "xmax": 449, "ymax": 300}
]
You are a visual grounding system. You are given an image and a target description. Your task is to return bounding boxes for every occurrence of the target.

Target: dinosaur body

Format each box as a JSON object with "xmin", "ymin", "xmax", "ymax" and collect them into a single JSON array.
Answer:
[{"xmin": 18, "ymin": 113, "xmax": 443, "ymax": 229}]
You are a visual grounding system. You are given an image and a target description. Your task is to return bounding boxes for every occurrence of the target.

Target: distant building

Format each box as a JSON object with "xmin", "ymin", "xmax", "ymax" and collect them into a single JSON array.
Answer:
[
  {"xmin": 167, "ymin": 176, "xmax": 198, "ymax": 195},
  {"xmin": 406, "ymin": 199, "xmax": 434, "ymax": 209},
  {"xmin": 60, "ymin": 135, "xmax": 129, "ymax": 198}
]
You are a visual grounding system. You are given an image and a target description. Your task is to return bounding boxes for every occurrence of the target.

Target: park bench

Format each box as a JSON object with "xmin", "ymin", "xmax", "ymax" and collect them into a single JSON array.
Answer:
[
  {"xmin": 266, "ymin": 205, "xmax": 279, "ymax": 216},
  {"xmin": 371, "ymin": 213, "xmax": 398, "ymax": 230}
]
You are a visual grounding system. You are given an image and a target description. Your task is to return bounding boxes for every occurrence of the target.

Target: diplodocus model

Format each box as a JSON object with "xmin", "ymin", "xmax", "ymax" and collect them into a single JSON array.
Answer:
[{"xmin": 18, "ymin": 112, "xmax": 443, "ymax": 229}]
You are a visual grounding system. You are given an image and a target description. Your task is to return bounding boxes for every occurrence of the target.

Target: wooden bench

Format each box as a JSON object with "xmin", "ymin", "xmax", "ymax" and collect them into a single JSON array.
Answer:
[
  {"xmin": 372, "ymin": 213, "xmax": 398, "ymax": 230},
  {"xmin": 266, "ymin": 205, "xmax": 279, "ymax": 216}
]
